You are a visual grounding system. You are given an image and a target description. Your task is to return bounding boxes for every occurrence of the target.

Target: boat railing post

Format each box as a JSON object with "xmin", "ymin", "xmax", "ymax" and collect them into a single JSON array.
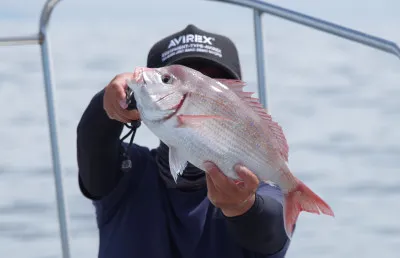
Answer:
[
  {"xmin": 0, "ymin": 1, "xmax": 71, "ymax": 258},
  {"xmin": 207, "ymin": 0, "xmax": 400, "ymax": 110},
  {"xmin": 38, "ymin": 1, "xmax": 71, "ymax": 258},
  {"xmin": 252, "ymin": 9, "xmax": 268, "ymax": 110}
]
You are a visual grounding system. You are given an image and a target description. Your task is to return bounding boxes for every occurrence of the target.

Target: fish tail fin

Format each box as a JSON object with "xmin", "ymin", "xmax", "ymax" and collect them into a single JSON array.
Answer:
[{"xmin": 283, "ymin": 177, "xmax": 334, "ymax": 239}]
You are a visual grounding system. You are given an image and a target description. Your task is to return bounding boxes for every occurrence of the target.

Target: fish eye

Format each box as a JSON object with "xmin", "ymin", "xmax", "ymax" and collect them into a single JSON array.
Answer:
[{"xmin": 161, "ymin": 74, "xmax": 172, "ymax": 84}]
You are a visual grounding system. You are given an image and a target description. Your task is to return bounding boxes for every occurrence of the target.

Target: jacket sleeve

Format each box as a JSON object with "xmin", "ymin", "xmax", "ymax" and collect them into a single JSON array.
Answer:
[
  {"xmin": 224, "ymin": 182, "xmax": 290, "ymax": 255},
  {"xmin": 76, "ymin": 89, "xmax": 126, "ymax": 200}
]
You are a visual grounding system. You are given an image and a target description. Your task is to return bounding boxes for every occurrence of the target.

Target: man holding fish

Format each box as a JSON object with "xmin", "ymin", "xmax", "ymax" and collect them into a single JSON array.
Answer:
[{"xmin": 77, "ymin": 24, "xmax": 333, "ymax": 258}]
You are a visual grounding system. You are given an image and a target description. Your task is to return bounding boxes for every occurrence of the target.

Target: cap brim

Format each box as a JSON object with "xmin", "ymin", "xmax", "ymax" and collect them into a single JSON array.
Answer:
[{"xmin": 165, "ymin": 53, "xmax": 240, "ymax": 80}]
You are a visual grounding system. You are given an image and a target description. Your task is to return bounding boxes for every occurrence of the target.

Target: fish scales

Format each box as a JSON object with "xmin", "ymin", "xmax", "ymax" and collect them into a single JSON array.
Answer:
[
  {"xmin": 129, "ymin": 64, "xmax": 335, "ymax": 240},
  {"xmin": 182, "ymin": 76, "xmax": 279, "ymax": 181},
  {"xmin": 172, "ymin": 87, "xmax": 279, "ymax": 181}
]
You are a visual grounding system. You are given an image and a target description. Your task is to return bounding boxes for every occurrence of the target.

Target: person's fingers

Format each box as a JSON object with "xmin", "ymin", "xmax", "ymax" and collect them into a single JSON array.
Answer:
[
  {"xmin": 204, "ymin": 162, "xmax": 238, "ymax": 193},
  {"xmin": 114, "ymin": 85, "xmax": 126, "ymax": 101},
  {"xmin": 107, "ymin": 98, "xmax": 140, "ymax": 123},
  {"xmin": 109, "ymin": 72, "xmax": 133, "ymax": 102},
  {"xmin": 104, "ymin": 99, "xmax": 118, "ymax": 120},
  {"xmin": 235, "ymin": 164, "xmax": 259, "ymax": 194},
  {"xmin": 113, "ymin": 113, "xmax": 129, "ymax": 124},
  {"xmin": 119, "ymin": 99, "xmax": 128, "ymax": 109},
  {"xmin": 203, "ymin": 161, "xmax": 219, "ymax": 174},
  {"xmin": 206, "ymin": 174, "xmax": 218, "ymax": 201},
  {"xmin": 103, "ymin": 100, "xmax": 113, "ymax": 119},
  {"xmin": 120, "ymin": 109, "xmax": 140, "ymax": 122},
  {"xmin": 125, "ymin": 109, "xmax": 140, "ymax": 120},
  {"xmin": 112, "ymin": 74, "xmax": 141, "ymax": 120},
  {"xmin": 233, "ymin": 179, "xmax": 245, "ymax": 189},
  {"xmin": 113, "ymin": 73, "xmax": 133, "ymax": 87},
  {"xmin": 110, "ymin": 101, "xmax": 130, "ymax": 123}
]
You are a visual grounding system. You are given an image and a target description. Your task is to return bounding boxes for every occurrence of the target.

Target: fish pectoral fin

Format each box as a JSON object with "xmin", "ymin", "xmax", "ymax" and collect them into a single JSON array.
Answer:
[
  {"xmin": 168, "ymin": 146, "xmax": 188, "ymax": 183},
  {"xmin": 177, "ymin": 114, "xmax": 231, "ymax": 128}
]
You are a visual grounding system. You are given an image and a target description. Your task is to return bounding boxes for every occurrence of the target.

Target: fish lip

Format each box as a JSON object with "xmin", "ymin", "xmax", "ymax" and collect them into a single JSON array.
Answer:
[
  {"xmin": 132, "ymin": 67, "xmax": 146, "ymax": 85},
  {"xmin": 141, "ymin": 68, "xmax": 146, "ymax": 85},
  {"xmin": 163, "ymin": 93, "xmax": 187, "ymax": 121}
]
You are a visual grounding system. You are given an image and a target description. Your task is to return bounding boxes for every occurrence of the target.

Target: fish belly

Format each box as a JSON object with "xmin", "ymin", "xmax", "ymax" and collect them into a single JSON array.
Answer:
[{"xmin": 159, "ymin": 117, "xmax": 281, "ymax": 182}]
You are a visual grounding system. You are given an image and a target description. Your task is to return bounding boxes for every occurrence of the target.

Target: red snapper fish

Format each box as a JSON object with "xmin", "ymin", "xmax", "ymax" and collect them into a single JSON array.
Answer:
[{"xmin": 127, "ymin": 64, "xmax": 334, "ymax": 238}]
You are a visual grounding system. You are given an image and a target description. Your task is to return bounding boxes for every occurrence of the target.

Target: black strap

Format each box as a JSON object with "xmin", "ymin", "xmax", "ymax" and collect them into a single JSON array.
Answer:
[
  {"xmin": 119, "ymin": 120, "xmax": 141, "ymax": 173},
  {"xmin": 119, "ymin": 84, "xmax": 142, "ymax": 172}
]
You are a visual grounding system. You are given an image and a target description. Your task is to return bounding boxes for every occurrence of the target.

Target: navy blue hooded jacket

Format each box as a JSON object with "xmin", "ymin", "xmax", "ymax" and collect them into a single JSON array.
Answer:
[{"xmin": 76, "ymin": 89, "xmax": 290, "ymax": 258}]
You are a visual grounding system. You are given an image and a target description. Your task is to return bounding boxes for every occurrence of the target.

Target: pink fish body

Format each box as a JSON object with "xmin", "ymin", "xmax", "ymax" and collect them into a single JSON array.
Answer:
[{"xmin": 128, "ymin": 65, "xmax": 334, "ymax": 238}]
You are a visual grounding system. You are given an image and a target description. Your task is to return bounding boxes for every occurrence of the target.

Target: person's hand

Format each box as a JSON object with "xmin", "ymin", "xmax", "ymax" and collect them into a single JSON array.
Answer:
[
  {"xmin": 204, "ymin": 161, "xmax": 260, "ymax": 217},
  {"xmin": 104, "ymin": 73, "xmax": 140, "ymax": 123}
]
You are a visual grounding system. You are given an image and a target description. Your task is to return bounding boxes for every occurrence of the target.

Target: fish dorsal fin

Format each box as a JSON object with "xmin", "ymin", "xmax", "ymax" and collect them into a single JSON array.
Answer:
[{"xmin": 215, "ymin": 79, "xmax": 289, "ymax": 161}]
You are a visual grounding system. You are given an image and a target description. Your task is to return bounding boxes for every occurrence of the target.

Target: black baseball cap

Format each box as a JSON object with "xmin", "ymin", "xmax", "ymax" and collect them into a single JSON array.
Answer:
[{"xmin": 146, "ymin": 24, "xmax": 242, "ymax": 80}]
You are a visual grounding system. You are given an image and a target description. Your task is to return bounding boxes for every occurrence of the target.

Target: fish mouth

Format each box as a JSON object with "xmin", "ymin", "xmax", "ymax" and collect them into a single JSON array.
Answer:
[
  {"xmin": 163, "ymin": 93, "xmax": 187, "ymax": 120},
  {"xmin": 132, "ymin": 67, "xmax": 152, "ymax": 85},
  {"xmin": 132, "ymin": 68, "xmax": 142, "ymax": 83}
]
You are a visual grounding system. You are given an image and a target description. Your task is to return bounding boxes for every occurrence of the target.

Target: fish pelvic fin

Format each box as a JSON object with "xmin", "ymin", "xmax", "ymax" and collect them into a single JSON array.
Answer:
[
  {"xmin": 215, "ymin": 78, "xmax": 289, "ymax": 161},
  {"xmin": 283, "ymin": 175, "xmax": 335, "ymax": 239},
  {"xmin": 168, "ymin": 145, "xmax": 188, "ymax": 183}
]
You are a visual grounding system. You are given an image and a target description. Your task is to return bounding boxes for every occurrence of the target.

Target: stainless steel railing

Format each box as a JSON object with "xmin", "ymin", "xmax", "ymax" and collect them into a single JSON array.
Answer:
[
  {"xmin": 209, "ymin": 0, "xmax": 400, "ymax": 110},
  {"xmin": 1, "ymin": 0, "xmax": 399, "ymax": 257},
  {"xmin": 0, "ymin": 1, "xmax": 70, "ymax": 258}
]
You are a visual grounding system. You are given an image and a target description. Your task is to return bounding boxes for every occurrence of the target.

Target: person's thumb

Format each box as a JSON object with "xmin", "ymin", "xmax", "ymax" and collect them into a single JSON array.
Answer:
[
  {"xmin": 119, "ymin": 100, "xmax": 128, "ymax": 109},
  {"xmin": 128, "ymin": 110, "xmax": 140, "ymax": 120}
]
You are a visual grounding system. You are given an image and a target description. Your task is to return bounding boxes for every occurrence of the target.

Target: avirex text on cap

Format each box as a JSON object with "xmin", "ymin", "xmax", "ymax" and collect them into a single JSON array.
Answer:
[{"xmin": 146, "ymin": 24, "xmax": 242, "ymax": 80}]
